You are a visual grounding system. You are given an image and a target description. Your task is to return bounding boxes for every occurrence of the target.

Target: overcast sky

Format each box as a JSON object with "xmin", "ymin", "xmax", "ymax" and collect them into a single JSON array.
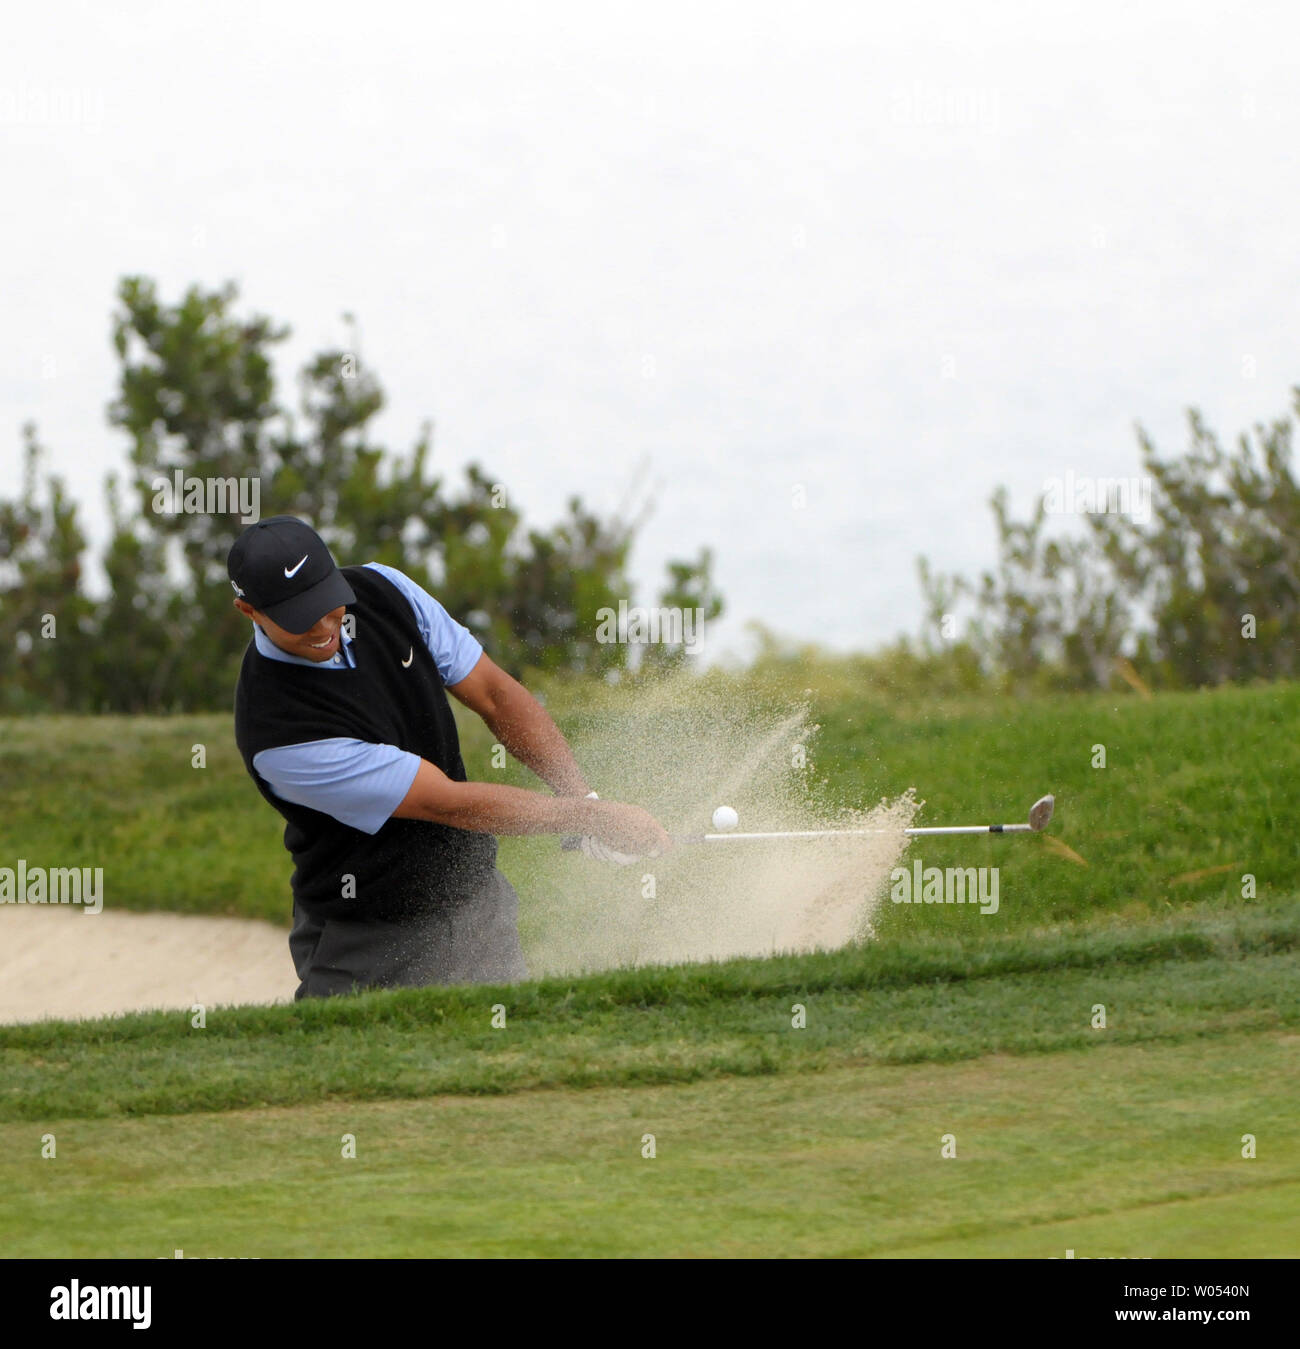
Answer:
[{"xmin": 3, "ymin": 0, "xmax": 1297, "ymax": 660}]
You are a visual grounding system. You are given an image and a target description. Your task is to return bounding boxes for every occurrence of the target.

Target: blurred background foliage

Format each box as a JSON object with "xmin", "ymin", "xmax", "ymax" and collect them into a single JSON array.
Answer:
[
  {"xmin": 2, "ymin": 276, "xmax": 1297, "ymax": 711},
  {"xmin": 0, "ymin": 278, "xmax": 721, "ymax": 711}
]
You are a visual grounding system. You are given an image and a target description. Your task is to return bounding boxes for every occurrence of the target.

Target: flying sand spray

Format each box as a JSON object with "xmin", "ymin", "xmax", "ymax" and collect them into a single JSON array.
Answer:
[
  {"xmin": 529, "ymin": 681, "xmax": 1055, "ymax": 975},
  {"xmin": 687, "ymin": 794, "xmax": 1054, "ymax": 844}
]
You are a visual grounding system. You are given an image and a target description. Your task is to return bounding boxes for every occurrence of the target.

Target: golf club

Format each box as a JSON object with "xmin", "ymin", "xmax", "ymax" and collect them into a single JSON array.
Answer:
[{"xmin": 563, "ymin": 794, "xmax": 1055, "ymax": 850}]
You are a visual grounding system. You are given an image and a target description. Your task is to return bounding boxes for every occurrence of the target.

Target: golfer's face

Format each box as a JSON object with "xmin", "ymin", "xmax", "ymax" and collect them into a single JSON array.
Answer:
[{"xmin": 260, "ymin": 605, "xmax": 347, "ymax": 661}]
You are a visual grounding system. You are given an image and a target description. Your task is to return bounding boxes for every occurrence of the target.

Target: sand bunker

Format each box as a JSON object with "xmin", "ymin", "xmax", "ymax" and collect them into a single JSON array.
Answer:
[{"xmin": 0, "ymin": 906, "xmax": 296, "ymax": 1025}]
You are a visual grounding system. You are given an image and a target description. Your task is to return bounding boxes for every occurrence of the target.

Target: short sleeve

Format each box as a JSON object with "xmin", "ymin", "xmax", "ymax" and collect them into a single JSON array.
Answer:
[{"xmin": 253, "ymin": 738, "xmax": 421, "ymax": 835}]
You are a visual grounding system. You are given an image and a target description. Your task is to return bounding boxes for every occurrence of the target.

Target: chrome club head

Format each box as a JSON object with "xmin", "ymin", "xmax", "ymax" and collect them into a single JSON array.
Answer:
[{"xmin": 1028, "ymin": 794, "xmax": 1055, "ymax": 831}]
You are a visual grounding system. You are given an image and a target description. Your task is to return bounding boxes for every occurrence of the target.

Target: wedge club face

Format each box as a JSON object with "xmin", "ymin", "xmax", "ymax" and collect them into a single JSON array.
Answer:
[{"xmin": 1028, "ymin": 794, "xmax": 1055, "ymax": 831}]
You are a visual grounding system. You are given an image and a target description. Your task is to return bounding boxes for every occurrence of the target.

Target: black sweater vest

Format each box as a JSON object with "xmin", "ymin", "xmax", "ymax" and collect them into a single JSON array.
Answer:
[{"xmin": 234, "ymin": 565, "xmax": 497, "ymax": 922}]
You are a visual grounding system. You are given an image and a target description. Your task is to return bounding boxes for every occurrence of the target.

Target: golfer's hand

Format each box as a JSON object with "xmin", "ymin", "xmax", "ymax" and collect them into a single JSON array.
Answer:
[
  {"xmin": 583, "ymin": 802, "xmax": 672, "ymax": 864},
  {"xmin": 579, "ymin": 836, "xmax": 642, "ymax": 866}
]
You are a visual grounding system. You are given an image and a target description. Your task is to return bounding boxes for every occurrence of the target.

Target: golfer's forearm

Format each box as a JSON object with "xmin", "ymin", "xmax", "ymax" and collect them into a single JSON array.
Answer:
[
  {"xmin": 483, "ymin": 686, "xmax": 590, "ymax": 796},
  {"xmin": 395, "ymin": 768, "xmax": 600, "ymax": 836}
]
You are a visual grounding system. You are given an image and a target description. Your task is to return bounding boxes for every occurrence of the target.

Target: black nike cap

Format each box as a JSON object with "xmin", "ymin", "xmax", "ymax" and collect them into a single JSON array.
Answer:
[{"xmin": 227, "ymin": 516, "xmax": 355, "ymax": 635}]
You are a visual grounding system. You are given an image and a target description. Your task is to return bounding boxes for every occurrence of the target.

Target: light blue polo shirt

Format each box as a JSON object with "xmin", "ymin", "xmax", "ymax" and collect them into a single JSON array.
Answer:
[{"xmin": 251, "ymin": 562, "xmax": 484, "ymax": 834}]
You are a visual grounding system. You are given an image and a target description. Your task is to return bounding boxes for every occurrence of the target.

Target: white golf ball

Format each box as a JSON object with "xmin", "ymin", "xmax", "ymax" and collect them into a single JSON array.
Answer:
[{"xmin": 712, "ymin": 805, "xmax": 739, "ymax": 832}]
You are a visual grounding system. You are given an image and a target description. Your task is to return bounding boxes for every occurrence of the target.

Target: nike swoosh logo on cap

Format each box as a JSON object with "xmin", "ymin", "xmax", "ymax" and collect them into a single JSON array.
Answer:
[
  {"xmin": 284, "ymin": 555, "xmax": 309, "ymax": 578},
  {"xmin": 402, "ymin": 647, "xmax": 414, "ymax": 668}
]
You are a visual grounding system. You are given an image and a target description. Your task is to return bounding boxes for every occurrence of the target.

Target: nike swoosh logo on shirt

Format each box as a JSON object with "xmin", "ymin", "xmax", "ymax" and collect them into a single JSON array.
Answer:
[
  {"xmin": 401, "ymin": 647, "xmax": 414, "ymax": 668},
  {"xmin": 284, "ymin": 555, "xmax": 309, "ymax": 578}
]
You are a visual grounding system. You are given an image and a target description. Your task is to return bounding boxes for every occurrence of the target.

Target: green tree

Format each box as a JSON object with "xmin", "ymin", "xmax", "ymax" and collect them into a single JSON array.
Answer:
[
  {"xmin": 0, "ymin": 426, "xmax": 93, "ymax": 712},
  {"xmin": 640, "ymin": 546, "xmax": 725, "ymax": 670},
  {"xmin": 1091, "ymin": 404, "xmax": 1300, "ymax": 685},
  {"xmin": 919, "ymin": 486, "xmax": 1130, "ymax": 691},
  {"xmin": 919, "ymin": 390, "xmax": 1300, "ymax": 690},
  {"xmin": 2, "ymin": 277, "xmax": 722, "ymax": 712}
]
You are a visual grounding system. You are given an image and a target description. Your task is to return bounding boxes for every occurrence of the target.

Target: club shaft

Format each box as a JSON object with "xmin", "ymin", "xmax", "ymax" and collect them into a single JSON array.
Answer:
[
  {"xmin": 681, "ymin": 822, "xmax": 1034, "ymax": 843},
  {"xmin": 563, "ymin": 795, "xmax": 1052, "ymax": 850}
]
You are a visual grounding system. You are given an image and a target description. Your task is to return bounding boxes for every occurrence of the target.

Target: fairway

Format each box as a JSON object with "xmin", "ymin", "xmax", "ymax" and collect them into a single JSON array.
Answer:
[
  {"xmin": 4, "ymin": 1030, "xmax": 1293, "ymax": 1258},
  {"xmin": 3, "ymin": 905, "xmax": 1296, "ymax": 1258}
]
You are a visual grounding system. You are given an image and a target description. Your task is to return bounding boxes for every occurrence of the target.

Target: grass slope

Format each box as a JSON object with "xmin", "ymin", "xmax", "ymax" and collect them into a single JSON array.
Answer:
[
  {"xmin": 0, "ymin": 680, "xmax": 1295, "ymax": 930},
  {"xmin": 2, "ymin": 903, "xmax": 1294, "ymax": 1122}
]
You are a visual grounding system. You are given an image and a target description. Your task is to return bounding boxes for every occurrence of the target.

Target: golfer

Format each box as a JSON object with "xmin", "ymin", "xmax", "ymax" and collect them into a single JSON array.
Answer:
[{"xmin": 229, "ymin": 515, "xmax": 670, "ymax": 998}]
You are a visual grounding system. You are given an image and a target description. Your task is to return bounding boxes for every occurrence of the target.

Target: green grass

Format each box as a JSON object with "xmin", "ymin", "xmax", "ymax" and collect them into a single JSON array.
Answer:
[
  {"xmin": 2, "ymin": 680, "xmax": 1296, "ymax": 1256},
  {"xmin": 1, "ymin": 680, "xmax": 1295, "ymax": 931},
  {"xmin": 2, "ymin": 901, "xmax": 1294, "ymax": 1122},
  {"xmin": 4, "ymin": 1031, "xmax": 1293, "ymax": 1257},
  {"xmin": 813, "ymin": 680, "xmax": 1299, "ymax": 935}
]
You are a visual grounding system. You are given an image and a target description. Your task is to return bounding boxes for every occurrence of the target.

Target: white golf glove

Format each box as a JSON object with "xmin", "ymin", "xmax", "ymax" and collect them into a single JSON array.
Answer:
[
  {"xmin": 578, "ymin": 791, "xmax": 643, "ymax": 866},
  {"xmin": 579, "ymin": 836, "xmax": 643, "ymax": 866}
]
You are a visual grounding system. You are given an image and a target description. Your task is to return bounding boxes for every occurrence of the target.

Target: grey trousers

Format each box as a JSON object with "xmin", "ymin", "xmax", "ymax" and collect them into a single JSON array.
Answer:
[{"xmin": 288, "ymin": 867, "xmax": 528, "ymax": 999}]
